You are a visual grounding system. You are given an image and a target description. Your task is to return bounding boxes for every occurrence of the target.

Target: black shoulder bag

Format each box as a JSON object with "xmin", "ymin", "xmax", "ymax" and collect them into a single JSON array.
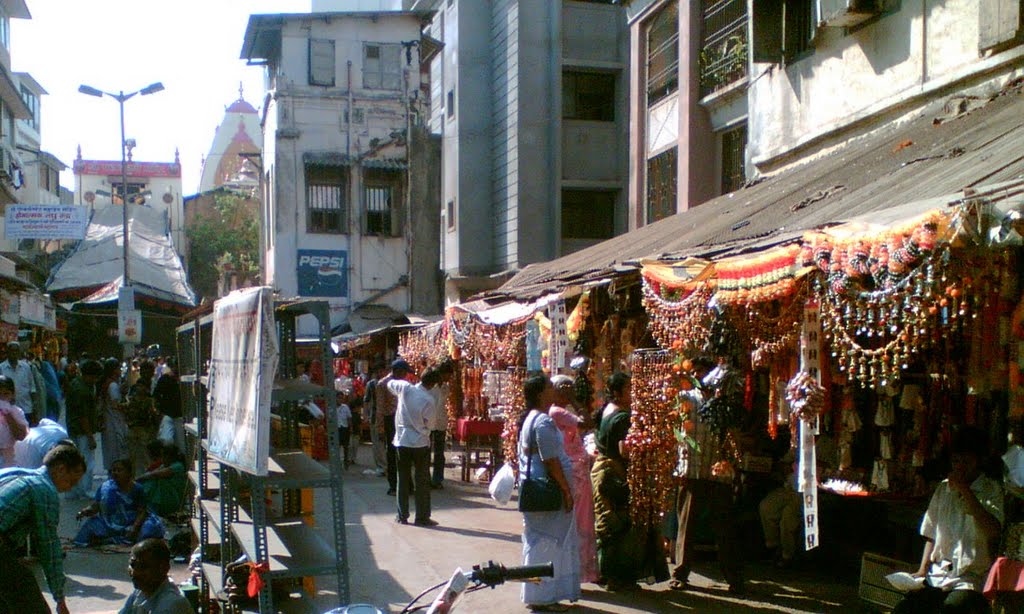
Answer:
[{"xmin": 518, "ymin": 411, "xmax": 565, "ymax": 512}]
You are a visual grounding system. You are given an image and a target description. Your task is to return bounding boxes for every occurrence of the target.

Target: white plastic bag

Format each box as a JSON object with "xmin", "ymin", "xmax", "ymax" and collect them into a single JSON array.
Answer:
[
  {"xmin": 488, "ymin": 462, "xmax": 516, "ymax": 505},
  {"xmin": 158, "ymin": 415, "xmax": 175, "ymax": 444}
]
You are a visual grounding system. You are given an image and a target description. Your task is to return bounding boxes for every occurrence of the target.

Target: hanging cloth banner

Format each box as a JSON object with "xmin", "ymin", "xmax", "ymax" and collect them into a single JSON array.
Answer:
[
  {"xmin": 525, "ymin": 319, "xmax": 542, "ymax": 372},
  {"xmin": 639, "ymin": 257, "xmax": 714, "ymax": 290},
  {"xmin": 798, "ymin": 299, "xmax": 822, "ymax": 551},
  {"xmin": 548, "ymin": 300, "xmax": 569, "ymax": 374}
]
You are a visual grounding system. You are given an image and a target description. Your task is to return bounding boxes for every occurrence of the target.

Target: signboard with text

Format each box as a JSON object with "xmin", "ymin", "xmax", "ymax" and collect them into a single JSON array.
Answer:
[
  {"xmin": 207, "ymin": 287, "xmax": 278, "ymax": 475},
  {"xmin": 4, "ymin": 205, "xmax": 89, "ymax": 240},
  {"xmin": 297, "ymin": 249, "xmax": 348, "ymax": 298},
  {"xmin": 118, "ymin": 310, "xmax": 142, "ymax": 344}
]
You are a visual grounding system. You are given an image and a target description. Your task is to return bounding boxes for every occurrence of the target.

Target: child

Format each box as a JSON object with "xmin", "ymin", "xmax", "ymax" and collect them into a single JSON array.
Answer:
[
  {"xmin": 337, "ymin": 396, "xmax": 353, "ymax": 468},
  {"xmin": 0, "ymin": 374, "xmax": 28, "ymax": 467}
]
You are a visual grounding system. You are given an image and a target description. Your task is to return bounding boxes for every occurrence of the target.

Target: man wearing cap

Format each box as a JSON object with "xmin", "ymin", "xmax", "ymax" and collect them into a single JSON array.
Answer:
[
  {"xmin": 377, "ymin": 359, "xmax": 408, "ymax": 495},
  {"xmin": 0, "ymin": 342, "xmax": 38, "ymax": 426},
  {"xmin": 65, "ymin": 359, "xmax": 102, "ymax": 499}
]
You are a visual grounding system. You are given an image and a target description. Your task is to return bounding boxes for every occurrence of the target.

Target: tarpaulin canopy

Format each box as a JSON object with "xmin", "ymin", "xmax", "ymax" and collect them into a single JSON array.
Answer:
[{"xmin": 46, "ymin": 205, "xmax": 197, "ymax": 311}]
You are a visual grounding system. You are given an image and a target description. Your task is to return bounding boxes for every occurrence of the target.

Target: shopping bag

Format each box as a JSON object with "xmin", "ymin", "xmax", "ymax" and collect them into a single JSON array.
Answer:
[
  {"xmin": 488, "ymin": 462, "xmax": 516, "ymax": 505},
  {"xmin": 158, "ymin": 415, "xmax": 175, "ymax": 443}
]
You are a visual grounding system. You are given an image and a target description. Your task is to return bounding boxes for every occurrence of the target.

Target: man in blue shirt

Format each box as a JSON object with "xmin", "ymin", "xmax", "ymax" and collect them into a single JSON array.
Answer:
[{"xmin": 0, "ymin": 443, "xmax": 86, "ymax": 614}]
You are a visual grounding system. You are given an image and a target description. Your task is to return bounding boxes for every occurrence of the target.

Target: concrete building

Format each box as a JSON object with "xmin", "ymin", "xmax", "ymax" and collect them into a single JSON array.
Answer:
[
  {"xmin": 241, "ymin": 9, "xmax": 442, "ymax": 334},
  {"xmin": 408, "ymin": 0, "xmax": 631, "ymax": 304},
  {"xmin": 72, "ymin": 148, "xmax": 187, "ymax": 253},
  {"xmin": 624, "ymin": 0, "xmax": 1024, "ymax": 228},
  {"xmin": 0, "ymin": 1, "xmax": 32, "ymax": 225}
]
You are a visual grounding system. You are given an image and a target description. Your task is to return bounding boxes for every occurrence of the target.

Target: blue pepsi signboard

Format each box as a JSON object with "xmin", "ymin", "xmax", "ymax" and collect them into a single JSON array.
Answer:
[{"xmin": 296, "ymin": 249, "xmax": 348, "ymax": 298}]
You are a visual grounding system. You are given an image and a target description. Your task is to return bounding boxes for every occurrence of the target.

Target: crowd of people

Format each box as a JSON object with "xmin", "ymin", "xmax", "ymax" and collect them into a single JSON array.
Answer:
[{"xmin": 0, "ymin": 343, "xmax": 193, "ymax": 613}]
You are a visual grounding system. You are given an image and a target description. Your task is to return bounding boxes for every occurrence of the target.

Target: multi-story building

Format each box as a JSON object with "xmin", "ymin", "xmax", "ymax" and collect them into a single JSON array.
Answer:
[
  {"xmin": 14, "ymin": 72, "xmax": 64, "ymax": 209},
  {"xmin": 0, "ymin": 1, "xmax": 32, "ymax": 234},
  {"xmin": 625, "ymin": 0, "xmax": 1024, "ymax": 228},
  {"xmin": 408, "ymin": 0, "xmax": 631, "ymax": 303},
  {"xmin": 72, "ymin": 148, "xmax": 187, "ymax": 254},
  {"xmin": 241, "ymin": 9, "xmax": 442, "ymax": 334}
]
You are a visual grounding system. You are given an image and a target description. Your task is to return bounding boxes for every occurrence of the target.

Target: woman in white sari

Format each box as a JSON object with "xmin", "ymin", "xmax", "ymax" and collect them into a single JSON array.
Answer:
[{"xmin": 518, "ymin": 374, "xmax": 581, "ymax": 612}]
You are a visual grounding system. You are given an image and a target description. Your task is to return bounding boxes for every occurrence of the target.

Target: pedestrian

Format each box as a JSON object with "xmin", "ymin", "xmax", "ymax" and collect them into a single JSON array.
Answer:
[
  {"xmin": 518, "ymin": 374, "xmax": 579, "ymax": 612},
  {"xmin": 74, "ymin": 458, "xmax": 165, "ymax": 547},
  {"xmin": 364, "ymin": 364, "xmax": 385, "ymax": 475},
  {"xmin": 893, "ymin": 427, "xmax": 1002, "ymax": 614},
  {"xmin": 66, "ymin": 359, "xmax": 103, "ymax": 499},
  {"xmin": 336, "ymin": 394, "xmax": 353, "ymax": 468},
  {"xmin": 153, "ymin": 358, "xmax": 184, "ymax": 453},
  {"xmin": 0, "ymin": 443, "xmax": 87, "ymax": 614},
  {"xmin": 0, "ymin": 342, "xmax": 38, "ymax": 426},
  {"xmin": 548, "ymin": 374, "xmax": 598, "ymax": 584},
  {"xmin": 387, "ymin": 365, "xmax": 442, "ymax": 526},
  {"xmin": 39, "ymin": 353, "xmax": 64, "ymax": 423},
  {"xmin": 27, "ymin": 352, "xmax": 48, "ymax": 429},
  {"xmin": 125, "ymin": 361, "xmax": 159, "ymax": 478},
  {"xmin": 14, "ymin": 418, "xmax": 69, "ymax": 469},
  {"xmin": 377, "ymin": 360, "xmax": 406, "ymax": 495},
  {"xmin": 137, "ymin": 440, "xmax": 187, "ymax": 518},
  {"xmin": 99, "ymin": 358, "xmax": 129, "ymax": 472},
  {"xmin": 0, "ymin": 375, "xmax": 28, "ymax": 468},
  {"xmin": 428, "ymin": 360, "xmax": 454, "ymax": 488},
  {"xmin": 119, "ymin": 538, "xmax": 195, "ymax": 613}
]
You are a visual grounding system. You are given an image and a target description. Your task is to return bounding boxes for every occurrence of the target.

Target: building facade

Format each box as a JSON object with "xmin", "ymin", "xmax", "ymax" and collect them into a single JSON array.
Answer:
[
  {"xmin": 0, "ymin": 0, "xmax": 33, "ymax": 236},
  {"xmin": 625, "ymin": 0, "xmax": 1024, "ymax": 229},
  {"xmin": 72, "ymin": 149, "xmax": 187, "ymax": 254},
  {"xmin": 409, "ymin": 0, "xmax": 631, "ymax": 304},
  {"xmin": 241, "ymin": 10, "xmax": 442, "ymax": 333}
]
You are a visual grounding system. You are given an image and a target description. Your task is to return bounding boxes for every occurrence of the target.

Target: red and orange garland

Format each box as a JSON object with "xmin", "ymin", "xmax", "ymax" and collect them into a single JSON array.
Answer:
[
  {"xmin": 641, "ymin": 279, "xmax": 715, "ymax": 354},
  {"xmin": 626, "ymin": 350, "xmax": 680, "ymax": 532},
  {"xmin": 715, "ymin": 243, "xmax": 805, "ymax": 305}
]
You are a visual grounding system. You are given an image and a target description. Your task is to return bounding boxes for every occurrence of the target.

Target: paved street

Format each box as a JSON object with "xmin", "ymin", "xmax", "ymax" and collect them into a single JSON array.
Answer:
[{"xmin": 44, "ymin": 446, "xmax": 871, "ymax": 613}]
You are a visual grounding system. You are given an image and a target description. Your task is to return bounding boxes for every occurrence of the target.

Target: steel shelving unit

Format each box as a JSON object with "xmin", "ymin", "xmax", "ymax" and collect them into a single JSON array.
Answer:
[{"xmin": 178, "ymin": 299, "xmax": 348, "ymax": 612}]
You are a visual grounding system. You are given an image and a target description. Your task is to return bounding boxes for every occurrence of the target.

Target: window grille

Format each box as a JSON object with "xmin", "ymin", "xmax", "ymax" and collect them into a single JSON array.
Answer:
[
  {"xmin": 647, "ymin": 2, "xmax": 679, "ymax": 106},
  {"xmin": 306, "ymin": 165, "xmax": 347, "ymax": 234},
  {"xmin": 646, "ymin": 147, "xmax": 677, "ymax": 224},
  {"xmin": 700, "ymin": 0, "xmax": 748, "ymax": 96}
]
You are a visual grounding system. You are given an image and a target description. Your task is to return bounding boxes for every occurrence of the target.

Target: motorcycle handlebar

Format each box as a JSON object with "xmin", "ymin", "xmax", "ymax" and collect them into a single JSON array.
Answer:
[{"xmin": 470, "ymin": 562, "xmax": 554, "ymax": 587}]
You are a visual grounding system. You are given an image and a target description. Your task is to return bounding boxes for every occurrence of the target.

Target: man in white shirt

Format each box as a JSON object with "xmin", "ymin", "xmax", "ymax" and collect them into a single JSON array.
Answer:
[
  {"xmin": 388, "ymin": 366, "xmax": 442, "ymax": 526},
  {"xmin": 0, "ymin": 342, "xmax": 36, "ymax": 425},
  {"xmin": 894, "ymin": 426, "xmax": 1003, "ymax": 614}
]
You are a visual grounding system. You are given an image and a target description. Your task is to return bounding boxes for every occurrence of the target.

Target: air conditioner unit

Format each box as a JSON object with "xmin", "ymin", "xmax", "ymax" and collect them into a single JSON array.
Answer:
[{"xmin": 818, "ymin": 0, "xmax": 880, "ymax": 27}]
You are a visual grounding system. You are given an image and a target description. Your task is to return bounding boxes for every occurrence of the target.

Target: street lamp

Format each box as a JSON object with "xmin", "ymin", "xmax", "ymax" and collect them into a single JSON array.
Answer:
[{"xmin": 78, "ymin": 81, "xmax": 164, "ymax": 357}]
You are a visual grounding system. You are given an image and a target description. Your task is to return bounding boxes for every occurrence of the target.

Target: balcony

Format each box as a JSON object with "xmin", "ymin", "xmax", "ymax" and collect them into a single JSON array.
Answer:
[{"xmin": 699, "ymin": 0, "xmax": 748, "ymax": 97}]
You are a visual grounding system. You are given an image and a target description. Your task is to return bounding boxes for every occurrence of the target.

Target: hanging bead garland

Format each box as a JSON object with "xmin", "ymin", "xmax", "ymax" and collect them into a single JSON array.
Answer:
[
  {"xmin": 641, "ymin": 278, "xmax": 715, "ymax": 354},
  {"xmin": 466, "ymin": 322, "xmax": 527, "ymax": 368},
  {"xmin": 785, "ymin": 371, "xmax": 826, "ymax": 422},
  {"xmin": 501, "ymin": 367, "xmax": 528, "ymax": 473},
  {"xmin": 627, "ymin": 350, "xmax": 679, "ymax": 532},
  {"xmin": 729, "ymin": 281, "xmax": 809, "ymax": 368},
  {"xmin": 397, "ymin": 323, "xmax": 450, "ymax": 373}
]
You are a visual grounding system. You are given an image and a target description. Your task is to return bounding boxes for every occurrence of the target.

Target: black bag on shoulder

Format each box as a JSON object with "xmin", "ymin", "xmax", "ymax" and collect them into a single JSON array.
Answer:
[{"xmin": 517, "ymin": 412, "xmax": 564, "ymax": 513}]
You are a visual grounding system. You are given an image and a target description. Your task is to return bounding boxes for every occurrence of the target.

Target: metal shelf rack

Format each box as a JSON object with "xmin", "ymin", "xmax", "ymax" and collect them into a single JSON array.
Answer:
[{"xmin": 178, "ymin": 299, "xmax": 349, "ymax": 612}]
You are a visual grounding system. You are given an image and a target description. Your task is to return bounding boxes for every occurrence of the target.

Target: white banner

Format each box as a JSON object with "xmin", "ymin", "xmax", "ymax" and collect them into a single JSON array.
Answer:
[
  {"xmin": 118, "ymin": 309, "xmax": 142, "ymax": 344},
  {"xmin": 799, "ymin": 299, "xmax": 821, "ymax": 551},
  {"xmin": 4, "ymin": 204, "xmax": 88, "ymax": 240},
  {"xmin": 207, "ymin": 287, "xmax": 278, "ymax": 476},
  {"xmin": 548, "ymin": 300, "xmax": 570, "ymax": 374}
]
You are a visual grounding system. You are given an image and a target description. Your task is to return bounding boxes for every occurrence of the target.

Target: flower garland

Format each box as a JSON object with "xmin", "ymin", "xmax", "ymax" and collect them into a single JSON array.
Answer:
[
  {"xmin": 728, "ymin": 281, "xmax": 809, "ymax": 367},
  {"xmin": 397, "ymin": 323, "xmax": 450, "ymax": 373},
  {"xmin": 627, "ymin": 350, "xmax": 679, "ymax": 532},
  {"xmin": 785, "ymin": 372, "xmax": 826, "ymax": 422},
  {"xmin": 465, "ymin": 322, "xmax": 527, "ymax": 368},
  {"xmin": 641, "ymin": 278, "xmax": 715, "ymax": 354},
  {"xmin": 501, "ymin": 367, "xmax": 527, "ymax": 473}
]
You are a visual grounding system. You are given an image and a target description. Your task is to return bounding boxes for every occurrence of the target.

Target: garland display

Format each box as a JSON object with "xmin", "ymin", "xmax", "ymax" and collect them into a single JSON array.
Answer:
[
  {"xmin": 626, "ymin": 350, "xmax": 679, "ymax": 532},
  {"xmin": 501, "ymin": 367, "xmax": 527, "ymax": 473},
  {"xmin": 785, "ymin": 371, "xmax": 826, "ymax": 422},
  {"xmin": 641, "ymin": 279, "xmax": 714, "ymax": 354},
  {"xmin": 715, "ymin": 243, "xmax": 804, "ymax": 305},
  {"xmin": 465, "ymin": 322, "xmax": 527, "ymax": 368},
  {"xmin": 729, "ymin": 282, "xmax": 808, "ymax": 368},
  {"xmin": 397, "ymin": 322, "xmax": 450, "ymax": 372}
]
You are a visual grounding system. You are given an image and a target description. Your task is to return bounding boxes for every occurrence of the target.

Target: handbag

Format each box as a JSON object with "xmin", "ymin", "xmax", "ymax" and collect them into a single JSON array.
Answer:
[{"xmin": 517, "ymin": 412, "xmax": 564, "ymax": 512}]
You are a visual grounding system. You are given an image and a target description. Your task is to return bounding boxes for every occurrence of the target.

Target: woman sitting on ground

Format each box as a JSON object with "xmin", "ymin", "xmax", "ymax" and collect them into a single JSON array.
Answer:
[
  {"xmin": 137, "ymin": 440, "xmax": 187, "ymax": 517},
  {"xmin": 74, "ymin": 458, "xmax": 165, "ymax": 547}
]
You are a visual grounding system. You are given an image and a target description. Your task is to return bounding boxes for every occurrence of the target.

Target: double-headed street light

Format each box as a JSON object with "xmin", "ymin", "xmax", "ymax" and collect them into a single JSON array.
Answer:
[{"xmin": 78, "ymin": 81, "xmax": 164, "ymax": 357}]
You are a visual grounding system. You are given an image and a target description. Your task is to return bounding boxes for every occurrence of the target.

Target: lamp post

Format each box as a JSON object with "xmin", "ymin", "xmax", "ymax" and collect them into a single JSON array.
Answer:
[{"xmin": 78, "ymin": 82, "xmax": 164, "ymax": 358}]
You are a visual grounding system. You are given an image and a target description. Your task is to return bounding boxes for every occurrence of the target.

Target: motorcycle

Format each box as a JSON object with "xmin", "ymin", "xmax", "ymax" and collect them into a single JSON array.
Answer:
[{"xmin": 330, "ymin": 560, "xmax": 554, "ymax": 614}]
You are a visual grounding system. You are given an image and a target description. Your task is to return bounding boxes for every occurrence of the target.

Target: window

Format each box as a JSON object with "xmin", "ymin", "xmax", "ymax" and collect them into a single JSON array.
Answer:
[
  {"xmin": 110, "ymin": 182, "xmax": 146, "ymax": 204},
  {"xmin": 752, "ymin": 0, "xmax": 815, "ymax": 64},
  {"xmin": 306, "ymin": 165, "xmax": 348, "ymax": 234},
  {"xmin": 561, "ymin": 190, "xmax": 615, "ymax": 240},
  {"xmin": 699, "ymin": 0, "xmax": 748, "ymax": 96},
  {"xmin": 309, "ymin": 39, "xmax": 336, "ymax": 87},
  {"xmin": 720, "ymin": 124, "xmax": 747, "ymax": 194},
  {"xmin": 446, "ymin": 199, "xmax": 456, "ymax": 230},
  {"xmin": 646, "ymin": 1, "xmax": 679, "ymax": 106},
  {"xmin": 20, "ymin": 86, "xmax": 38, "ymax": 131},
  {"xmin": 363, "ymin": 43, "xmax": 402, "ymax": 90},
  {"xmin": 0, "ymin": 9, "xmax": 9, "ymax": 50},
  {"xmin": 447, "ymin": 89, "xmax": 455, "ymax": 119},
  {"xmin": 563, "ymin": 72, "xmax": 615, "ymax": 121},
  {"xmin": 646, "ymin": 147, "xmax": 677, "ymax": 224},
  {"xmin": 363, "ymin": 169, "xmax": 401, "ymax": 236}
]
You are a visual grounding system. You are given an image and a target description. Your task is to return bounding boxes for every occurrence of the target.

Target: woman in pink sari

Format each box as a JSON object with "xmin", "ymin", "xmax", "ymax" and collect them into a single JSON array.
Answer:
[{"xmin": 548, "ymin": 375, "xmax": 599, "ymax": 584}]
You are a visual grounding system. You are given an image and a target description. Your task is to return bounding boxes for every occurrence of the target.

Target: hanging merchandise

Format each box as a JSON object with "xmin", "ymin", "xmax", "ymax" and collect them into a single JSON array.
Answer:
[
  {"xmin": 566, "ymin": 291, "xmax": 590, "ymax": 342},
  {"xmin": 627, "ymin": 350, "xmax": 680, "ymax": 532},
  {"xmin": 500, "ymin": 367, "xmax": 527, "ymax": 473},
  {"xmin": 730, "ymin": 282, "xmax": 809, "ymax": 368},
  {"xmin": 397, "ymin": 322, "xmax": 450, "ymax": 372},
  {"xmin": 641, "ymin": 278, "xmax": 715, "ymax": 355},
  {"xmin": 796, "ymin": 299, "xmax": 823, "ymax": 551},
  {"xmin": 548, "ymin": 300, "xmax": 570, "ymax": 373},
  {"xmin": 467, "ymin": 323, "xmax": 527, "ymax": 369},
  {"xmin": 696, "ymin": 361, "xmax": 746, "ymax": 438},
  {"xmin": 715, "ymin": 243, "xmax": 808, "ymax": 305},
  {"xmin": 525, "ymin": 319, "xmax": 543, "ymax": 372}
]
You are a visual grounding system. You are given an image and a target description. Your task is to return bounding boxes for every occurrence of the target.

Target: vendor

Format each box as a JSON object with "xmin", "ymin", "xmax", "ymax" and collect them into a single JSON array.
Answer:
[{"xmin": 894, "ymin": 426, "xmax": 1003, "ymax": 614}]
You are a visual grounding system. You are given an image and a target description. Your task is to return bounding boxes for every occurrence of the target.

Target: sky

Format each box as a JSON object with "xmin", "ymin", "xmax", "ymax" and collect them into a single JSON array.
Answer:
[{"xmin": 11, "ymin": 1, "xmax": 310, "ymax": 195}]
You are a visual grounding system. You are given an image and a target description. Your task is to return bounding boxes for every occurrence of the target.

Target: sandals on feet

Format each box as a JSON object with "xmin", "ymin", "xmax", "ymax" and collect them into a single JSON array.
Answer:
[{"xmin": 529, "ymin": 604, "xmax": 570, "ymax": 612}]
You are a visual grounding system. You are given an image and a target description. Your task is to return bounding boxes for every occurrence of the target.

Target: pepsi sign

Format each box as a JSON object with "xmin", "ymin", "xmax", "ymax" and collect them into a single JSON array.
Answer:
[{"xmin": 297, "ymin": 249, "xmax": 348, "ymax": 297}]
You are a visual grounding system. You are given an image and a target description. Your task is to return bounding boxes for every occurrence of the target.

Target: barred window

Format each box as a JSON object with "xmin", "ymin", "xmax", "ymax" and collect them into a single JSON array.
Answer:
[
  {"xmin": 363, "ymin": 169, "xmax": 401, "ymax": 236},
  {"xmin": 306, "ymin": 165, "xmax": 347, "ymax": 234},
  {"xmin": 646, "ymin": 147, "xmax": 677, "ymax": 224},
  {"xmin": 647, "ymin": 1, "xmax": 679, "ymax": 106}
]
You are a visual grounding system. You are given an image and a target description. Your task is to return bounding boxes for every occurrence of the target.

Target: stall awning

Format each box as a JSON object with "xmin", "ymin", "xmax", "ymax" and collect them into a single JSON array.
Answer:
[{"xmin": 487, "ymin": 82, "xmax": 1024, "ymax": 302}]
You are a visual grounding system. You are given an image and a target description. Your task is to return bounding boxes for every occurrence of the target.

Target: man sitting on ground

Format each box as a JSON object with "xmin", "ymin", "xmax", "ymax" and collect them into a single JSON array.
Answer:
[{"xmin": 119, "ymin": 538, "xmax": 194, "ymax": 613}]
